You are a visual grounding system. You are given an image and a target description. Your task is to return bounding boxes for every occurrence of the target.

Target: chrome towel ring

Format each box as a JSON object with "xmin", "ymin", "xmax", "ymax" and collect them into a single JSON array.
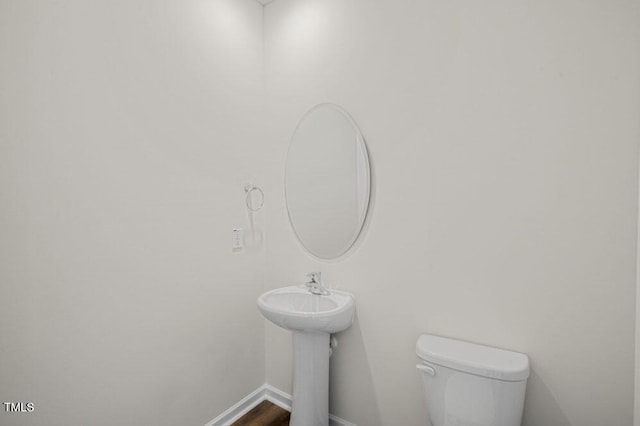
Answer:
[{"xmin": 244, "ymin": 184, "xmax": 264, "ymax": 212}]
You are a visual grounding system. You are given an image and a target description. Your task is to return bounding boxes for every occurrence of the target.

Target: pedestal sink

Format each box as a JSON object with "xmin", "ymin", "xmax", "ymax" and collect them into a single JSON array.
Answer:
[{"xmin": 257, "ymin": 285, "xmax": 355, "ymax": 426}]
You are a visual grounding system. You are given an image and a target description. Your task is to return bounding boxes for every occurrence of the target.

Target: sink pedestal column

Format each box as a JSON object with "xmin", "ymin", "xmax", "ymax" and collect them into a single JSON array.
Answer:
[{"xmin": 291, "ymin": 331, "xmax": 330, "ymax": 426}]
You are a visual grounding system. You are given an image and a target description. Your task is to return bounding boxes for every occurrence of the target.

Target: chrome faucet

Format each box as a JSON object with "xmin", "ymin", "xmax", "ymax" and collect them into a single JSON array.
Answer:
[{"xmin": 306, "ymin": 272, "xmax": 330, "ymax": 296}]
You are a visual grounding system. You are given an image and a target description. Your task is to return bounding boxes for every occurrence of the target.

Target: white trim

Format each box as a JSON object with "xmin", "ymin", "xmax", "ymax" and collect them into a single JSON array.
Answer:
[
  {"xmin": 263, "ymin": 384, "xmax": 292, "ymax": 411},
  {"xmin": 329, "ymin": 413, "xmax": 358, "ymax": 426},
  {"xmin": 204, "ymin": 386, "xmax": 265, "ymax": 426},
  {"xmin": 204, "ymin": 384, "xmax": 356, "ymax": 426}
]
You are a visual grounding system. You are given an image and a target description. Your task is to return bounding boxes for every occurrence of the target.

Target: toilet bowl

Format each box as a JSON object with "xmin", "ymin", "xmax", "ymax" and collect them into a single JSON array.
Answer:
[{"xmin": 416, "ymin": 334, "xmax": 529, "ymax": 426}]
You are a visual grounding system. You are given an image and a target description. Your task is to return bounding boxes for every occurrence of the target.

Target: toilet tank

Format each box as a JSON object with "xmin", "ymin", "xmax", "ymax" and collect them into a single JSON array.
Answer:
[{"xmin": 416, "ymin": 334, "xmax": 529, "ymax": 426}]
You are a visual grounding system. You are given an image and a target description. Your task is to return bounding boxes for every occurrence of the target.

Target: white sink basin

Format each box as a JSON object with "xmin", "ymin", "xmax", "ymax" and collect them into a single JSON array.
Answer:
[
  {"xmin": 258, "ymin": 284, "xmax": 356, "ymax": 426},
  {"xmin": 258, "ymin": 285, "xmax": 355, "ymax": 333}
]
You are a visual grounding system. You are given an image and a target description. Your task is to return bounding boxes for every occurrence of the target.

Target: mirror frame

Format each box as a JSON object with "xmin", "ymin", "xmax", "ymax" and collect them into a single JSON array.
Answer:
[{"xmin": 284, "ymin": 103, "xmax": 371, "ymax": 260}]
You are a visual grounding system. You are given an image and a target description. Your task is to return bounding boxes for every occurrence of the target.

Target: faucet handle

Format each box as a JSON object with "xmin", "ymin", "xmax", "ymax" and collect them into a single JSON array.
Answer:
[
  {"xmin": 306, "ymin": 272, "xmax": 330, "ymax": 295},
  {"xmin": 306, "ymin": 272, "xmax": 321, "ymax": 284}
]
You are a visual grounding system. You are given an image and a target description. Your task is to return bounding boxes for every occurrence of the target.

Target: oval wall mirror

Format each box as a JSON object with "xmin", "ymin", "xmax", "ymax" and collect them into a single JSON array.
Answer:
[{"xmin": 285, "ymin": 103, "xmax": 371, "ymax": 260}]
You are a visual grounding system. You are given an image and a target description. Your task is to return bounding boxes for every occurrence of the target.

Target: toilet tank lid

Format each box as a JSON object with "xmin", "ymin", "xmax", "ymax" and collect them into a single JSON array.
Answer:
[{"xmin": 416, "ymin": 334, "xmax": 530, "ymax": 382}]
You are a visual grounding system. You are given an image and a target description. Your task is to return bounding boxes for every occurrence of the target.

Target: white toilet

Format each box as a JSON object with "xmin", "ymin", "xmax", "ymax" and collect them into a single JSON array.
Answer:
[{"xmin": 416, "ymin": 334, "xmax": 529, "ymax": 426}]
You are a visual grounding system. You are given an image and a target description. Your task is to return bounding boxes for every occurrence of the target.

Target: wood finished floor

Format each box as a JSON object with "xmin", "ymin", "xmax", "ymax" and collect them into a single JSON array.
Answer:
[{"xmin": 230, "ymin": 401, "xmax": 290, "ymax": 426}]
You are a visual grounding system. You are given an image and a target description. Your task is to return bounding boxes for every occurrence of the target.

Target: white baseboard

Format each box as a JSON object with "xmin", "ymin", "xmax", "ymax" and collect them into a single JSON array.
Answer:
[
  {"xmin": 263, "ymin": 384, "xmax": 292, "ymax": 411},
  {"xmin": 329, "ymin": 411, "xmax": 357, "ymax": 426},
  {"xmin": 205, "ymin": 384, "xmax": 356, "ymax": 426},
  {"xmin": 204, "ymin": 386, "xmax": 265, "ymax": 426}
]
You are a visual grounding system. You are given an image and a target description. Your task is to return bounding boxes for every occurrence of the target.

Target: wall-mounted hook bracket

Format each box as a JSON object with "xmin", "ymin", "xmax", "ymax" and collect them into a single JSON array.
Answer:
[{"xmin": 244, "ymin": 184, "xmax": 264, "ymax": 212}]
